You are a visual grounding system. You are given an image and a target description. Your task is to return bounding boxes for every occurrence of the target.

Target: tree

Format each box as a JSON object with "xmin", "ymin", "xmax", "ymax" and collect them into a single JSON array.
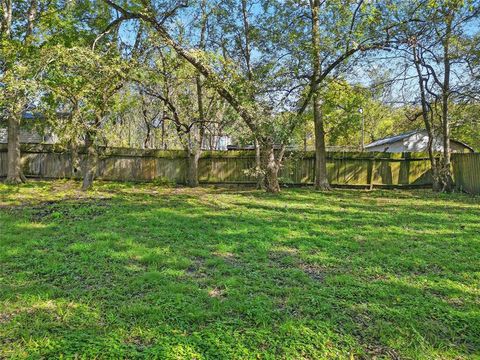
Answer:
[
  {"xmin": 1, "ymin": 0, "xmax": 41, "ymax": 184},
  {"xmin": 394, "ymin": 0, "xmax": 480, "ymax": 191},
  {"xmin": 296, "ymin": 0, "xmax": 406, "ymax": 190},
  {"xmin": 42, "ymin": 46, "xmax": 128, "ymax": 190},
  {"xmin": 309, "ymin": 0, "xmax": 330, "ymax": 190},
  {"xmin": 138, "ymin": 47, "xmax": 231, "ymax": 186},
  {"xmin": 1, "ymin": 0, "xmax": 117, "ymax": 184}
]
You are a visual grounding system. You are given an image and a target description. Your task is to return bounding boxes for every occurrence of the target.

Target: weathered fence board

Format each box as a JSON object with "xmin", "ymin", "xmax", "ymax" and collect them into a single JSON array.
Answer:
[
  {"xmin": 1, "ymin": 144, "xmax": 476, "ymax": 192},
  {"xmin": 452, "ymin": 153, "xmax": 480, "ymax": 195}
]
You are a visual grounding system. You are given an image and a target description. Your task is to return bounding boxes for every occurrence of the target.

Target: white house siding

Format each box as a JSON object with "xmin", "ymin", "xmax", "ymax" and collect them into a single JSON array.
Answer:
[
  {"xmin": 366, "ymin": 130, "xmax": 472, "ymax": 153},
  {"xmin": 403, "ymin": 132, "xmax": 429, "ymax": 152}
]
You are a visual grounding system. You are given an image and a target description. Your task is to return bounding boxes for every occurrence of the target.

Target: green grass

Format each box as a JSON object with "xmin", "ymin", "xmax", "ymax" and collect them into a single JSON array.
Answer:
[{"xmin": 1, "ymin": 180, "xmax": 479, "ymax": 359}]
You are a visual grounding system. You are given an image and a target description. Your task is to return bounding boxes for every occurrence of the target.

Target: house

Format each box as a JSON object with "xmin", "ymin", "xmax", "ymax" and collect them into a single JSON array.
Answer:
[
  {"xmin": 202, "ymin": 135, "xmax": 232, "ymax": 150},
  {"xmin": 0, "ymin": 112, "xmax": 58, "ymax": 144},
  {"xmin": 0, "ymin": 128, "xmax": 58, "ymax": 144},
  {"xmin": 365, "ymin": 130, "xmax": 474, "ymax": 153}
]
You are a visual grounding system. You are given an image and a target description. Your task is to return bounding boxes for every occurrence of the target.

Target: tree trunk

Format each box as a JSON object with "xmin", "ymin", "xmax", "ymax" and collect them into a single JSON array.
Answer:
[
  {"xmin": 313, "ymin": 93, "xmax": 330, "ymax": 190},
  {"xmin": 425, "ymin": 118, "xmax": 442, "ymax": 192},
  {"xmin": 4, "ymin": 0, "xmax": 24, "ymax": 186},
  {"xmin": 81, "ymin": 132, "xmax": 97, "ymax": 191},
  {"xmin": 425, "ymin": 121, "xmax": 442, "ymax": 192},
  {"xmin": 190, "ymin": 23, "xmax": 206, "ymax": 188},
  {"xmin": 5, "ymin": 115, "xmax": 26, "ymax": 184},
  {"xmin": 254, "ymin": 137, "xmax": 263, "ymax": 189},
  {"xmin": 1, "ymin": 0, "xmax": 12, "ymax": 37},
  {"xmin": 440, "ymin": 14, "xmax": 454, "ymax": 192},
  {"xmin": 310, "ymin": 0, "xmax": 330, "ymax": 191},
  {"xmin": 412, "ymin": 45, "xmax": 442, "ymax": 192},
  {"xmin": 161, "ymin": 117, "xmax": 166, "ymax": 149},
  {"xmin": 144, "ymin": 125, "xmax": 151, "ymax": 149},
  {"xmin": 25, "ymin": 0, "xmax": 37, "ymax": 40},
  {"xmin": 70, "ymin": 141, "xmax": 80, "ymax": 179},
  {"xmin": 186, "ymin": 150, "xmax": 201, "ymax": 187},
  {"xmin": 262, "ymin": 143, "xmax": 280, "ymax": 193},
  {"xmin": 141, "ymin": 93, "xmax": 152, "ymax": 149}
]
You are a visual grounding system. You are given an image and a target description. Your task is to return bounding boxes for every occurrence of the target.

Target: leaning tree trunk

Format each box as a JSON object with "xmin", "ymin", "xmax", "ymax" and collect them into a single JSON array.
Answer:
[
  {"xmin": 5, "ymin": 115, "xmax": 26, "ymax": 184},
  {"xmin": 313, "ymin": 92, "xmax": 330, "ymax": 190},
  {"xmin": 262, "ymin": 142, "xmax": 281, "ymax": 193},
  {"xmin": 186, "ymin": 149, "xmax": 201, "ymax": 187},
  {"xmin": 81, "ymin": 132, "xmax": 97, "ymax": 191}
]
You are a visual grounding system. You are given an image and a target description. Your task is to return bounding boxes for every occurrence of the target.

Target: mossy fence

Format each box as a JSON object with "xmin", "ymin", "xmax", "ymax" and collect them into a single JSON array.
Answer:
[
  {"xmin": 0, "ymin": 144, "xmax": 478, "ymax": 192},
  {"xmin": 451, "ymin": 153, "xmax": 480, "ymax": 194}
]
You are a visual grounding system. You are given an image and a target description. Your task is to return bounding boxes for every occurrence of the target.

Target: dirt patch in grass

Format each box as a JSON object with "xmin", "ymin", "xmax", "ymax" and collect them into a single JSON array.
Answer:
[
  {"xmin": 268, "ymin": 249, "xmax": 329, "ymax": 282},
  {"xmin": 29, "ymin": 198, "xmax": 111, "ymax": 222},
  {"xmin": 186, "ymin": 256, "xmax": 208, "ymax": 279},
  {"xmin": 360, "ymin": 344, "xmax": 401, "ymax": 360},
  {"xmin": 299, "ymin": 263, "xmax": 327, "ymax": 282},
  {"xmin": 208, "ymin": 287, "xmax": 227, "ymax": 299},
  {"xmin": 124, "ymin": 335, "xmax": 154, "ymax": 349},
  {"xmin": 0, "ymin": 309, "xmax": 22, "ymax": 325},
  {"xmin": 213, "ymin": 251, "xmax": 245, "ymax": 270}
]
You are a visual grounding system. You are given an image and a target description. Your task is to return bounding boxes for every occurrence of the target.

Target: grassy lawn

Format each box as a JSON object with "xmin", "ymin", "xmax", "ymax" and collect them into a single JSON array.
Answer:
[{"xmin": 1, "ymin": 180, "xmax": 479, "ymax": 359}]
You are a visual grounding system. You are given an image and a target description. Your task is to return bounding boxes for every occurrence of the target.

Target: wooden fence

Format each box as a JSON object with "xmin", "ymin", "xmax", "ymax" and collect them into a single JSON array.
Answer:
[
  {"xmin": 0, "ymin": 144, "xmax": 438, "ymax": 188},
  {"xmin": 452, "ymin": 153, "xmax": 480, "ymax": 195}
]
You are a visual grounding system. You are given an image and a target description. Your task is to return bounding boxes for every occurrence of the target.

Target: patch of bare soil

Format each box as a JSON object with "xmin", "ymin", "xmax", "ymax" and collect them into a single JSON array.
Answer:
[
  {"xmin": 123, "ymin": 335, "xmax": 154, "ymax": 350},
  {"xmin": 29, "ymin": 198, "xmax": 111, "ymax": 222},
  {"xmin": 185, "ymin": 256, "xmax": 208, "ymax": 279},
  {"xmin": 359, "ymin": 344, "xmax": 401, "ymax": 360},
  {"xmin": 208, "ymin": 287, "xmax": 227, "ymax": 299},
  {"xmin": 268, "ymin": 248, "xmax": 328, "ymax": 283},
  {"xmin": 212, "ymin": 251, "xmax": 240, "ymax": 266},
  {"xmin": 299, "ymin": 263, "xmax": 327, "ymax": 282},
  {"xmin": 352, "ymin": 309, "xmax": 402, "ymax": 359}
]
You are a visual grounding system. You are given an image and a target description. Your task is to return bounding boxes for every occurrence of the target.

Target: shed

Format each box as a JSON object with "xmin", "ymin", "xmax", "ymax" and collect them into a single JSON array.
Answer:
[{"xmin": 365, "ymin": 130, "xmax": 474, "ymax": 153}]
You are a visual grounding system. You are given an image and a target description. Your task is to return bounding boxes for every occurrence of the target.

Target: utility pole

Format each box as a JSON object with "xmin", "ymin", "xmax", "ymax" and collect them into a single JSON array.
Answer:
[{"xmin": 359, "ymin": 108, "xmax": 365, "ymax": 151}]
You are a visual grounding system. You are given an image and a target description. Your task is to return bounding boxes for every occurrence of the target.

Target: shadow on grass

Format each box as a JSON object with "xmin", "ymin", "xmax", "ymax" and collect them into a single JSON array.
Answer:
[{"xmin": 0, "ymin": 184, "xmax": 479, "ymax": 359}]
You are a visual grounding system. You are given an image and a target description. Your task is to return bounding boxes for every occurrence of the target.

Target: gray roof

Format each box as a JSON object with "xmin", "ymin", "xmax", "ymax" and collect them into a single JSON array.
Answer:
[
  {"xmin": 365, "ymin": 129, "xmax": 475, "ymax": 153},
  {"xmin": 365, "ymin": 130, "xmax": 420, "ymax": 149},
  {"xmin": 451, "ymin": 139, "xmax": 475, "ymax": 152},
  {"xmin": 0, "ymin": 111, "xmax": 70, "ymax": 123}
]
